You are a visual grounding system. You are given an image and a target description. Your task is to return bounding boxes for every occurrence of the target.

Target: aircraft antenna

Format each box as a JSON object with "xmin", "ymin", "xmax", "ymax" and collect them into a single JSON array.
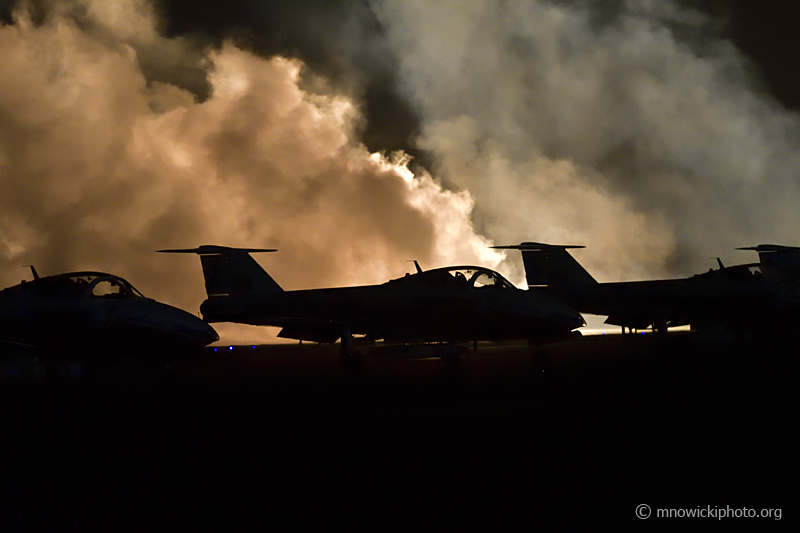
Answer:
[
  {"xmin": 406, "ymin": 260, "xmax": 423, "ymax": 273},
  {"xmin": 23, "ymin": 265, "xmax": 40, "ymax": 280}
]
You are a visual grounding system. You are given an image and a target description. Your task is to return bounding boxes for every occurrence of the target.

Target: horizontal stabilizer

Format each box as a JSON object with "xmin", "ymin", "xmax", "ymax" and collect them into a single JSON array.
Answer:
[
  {"xmin": 492, "ymin": 242, "xmax": 585, "ymax": 251},
  {"xmin": 158, "ymin": 245, "xmax": 277, "ymax": 254},
  {"xmin": 737, "ymin": 244, "xmax": 800, "ymax": 253}
]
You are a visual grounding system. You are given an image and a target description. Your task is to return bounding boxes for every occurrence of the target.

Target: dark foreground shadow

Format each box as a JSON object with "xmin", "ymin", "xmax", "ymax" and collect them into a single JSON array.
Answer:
[{"xmin": 0, "ymin": 333, "xmax": 792, "ymax": 530}]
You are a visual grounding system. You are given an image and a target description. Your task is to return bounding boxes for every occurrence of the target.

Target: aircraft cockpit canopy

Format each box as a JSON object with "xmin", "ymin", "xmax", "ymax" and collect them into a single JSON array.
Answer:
[
  {"xmin": 82, "ymin": 274, "xmax": 145, "ymax": 298},
  {"xmin": 695, "ymin": 264, "xmax": 764, "ymax": 282},
  {"xmin": 447, "ymin": 268, "xmax": 516, "ymax": 289},
  {"xmin": 41, "ymin": 273, "xmax": 146, "ymax": 299},
  {"xmin": 390, "ymin": 266, "xmax": 516, "ymax": 290}
]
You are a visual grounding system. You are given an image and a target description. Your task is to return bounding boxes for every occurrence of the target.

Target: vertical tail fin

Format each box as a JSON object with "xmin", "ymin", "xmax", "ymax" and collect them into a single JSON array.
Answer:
[
  {"xmin": 492, "ymin": 242, "xmax": 597, "ymax": 288},
  {"xmin": 738, "ymin": 244, "xmax": 800, "ymax": 282},
  {"xmin": 158, "ymin": 245, "xmax": 282, "ymax": 296}
]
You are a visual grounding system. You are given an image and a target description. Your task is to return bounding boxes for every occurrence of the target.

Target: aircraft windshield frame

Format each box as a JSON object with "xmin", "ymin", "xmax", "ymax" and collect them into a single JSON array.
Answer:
[
  {"xmin": 446, "ymin": 267, "xmax": 516, "ymax": 289},
  {"xmin": 695, "ymin": 263, "xmax": 764, "ymax": 282},
  {"xmin": 63, "ymin": 273, "xmax": 146, "ymax": 298},
  {"xmin": 386, "ymin": 265, "xmax": 517, "ymax": 290}
]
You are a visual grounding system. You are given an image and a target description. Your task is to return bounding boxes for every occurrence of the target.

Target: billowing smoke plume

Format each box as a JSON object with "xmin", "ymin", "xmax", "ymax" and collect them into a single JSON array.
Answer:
[
  {"xmin": 0, "ymin": 1, "xmax": 501, "ymax": 343},
  {"xmin": 375, "ymin": 0, "xmax": 800, "ymax": 279}
]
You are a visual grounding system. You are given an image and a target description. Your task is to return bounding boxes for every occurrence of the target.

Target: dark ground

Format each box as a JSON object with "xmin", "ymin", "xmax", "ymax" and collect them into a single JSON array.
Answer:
[{"xmin": 0, "ymin": 332, "xmax": 793, "ymax": 530}]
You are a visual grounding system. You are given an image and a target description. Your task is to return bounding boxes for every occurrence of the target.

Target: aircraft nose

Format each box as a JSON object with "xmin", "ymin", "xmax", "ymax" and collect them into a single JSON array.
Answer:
[
  {"xmin": 550, "ymin": 300, "xmax": 585, "ymax": 329},
  {"xmin": 167, "ymin": 306, "xmax": 219, "ymax": 346},
  {"xmin": 186, "ymin": 315, "xmax": 218, "ymax": 345},
  {"xmin": 557, "ymin": 311, "xmax": 585, "ymax": 330},
  {"xmin": 205, "ymin": 324, "xmax": 220, "ymax": 344}
]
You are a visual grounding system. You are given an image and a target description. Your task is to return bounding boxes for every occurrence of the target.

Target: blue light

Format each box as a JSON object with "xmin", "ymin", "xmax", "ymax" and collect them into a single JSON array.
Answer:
[
  {"xmin": 252, "ymin": 345, "xmax": 256, "ymax": 349},
  {"xmin": 213, "ymin": 348, "xmax": 218, "ymax": 352},
  {"xmin": 229, "ymin": 346, "xmax": 233, "ymax": 351}
]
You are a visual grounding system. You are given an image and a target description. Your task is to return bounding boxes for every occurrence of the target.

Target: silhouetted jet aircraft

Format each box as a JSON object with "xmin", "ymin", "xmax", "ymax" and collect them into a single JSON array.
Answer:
[
  {"xmin": 494, "ymin": 242, "xmax": 799, "ymax": 335},
  {"xmin": 0, "ymin": 268, "xmax": 218, "ymax": 356},
  {"xmin": 158, "ymin": 245, "xmax": 584, "ymax": 359}
]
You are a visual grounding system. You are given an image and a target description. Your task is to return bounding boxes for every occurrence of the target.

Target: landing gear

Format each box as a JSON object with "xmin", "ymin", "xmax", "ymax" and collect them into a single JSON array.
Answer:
[
  {"xmin": 340, "ymin": 328, "xmax": 362, "ymax": 371},
  {"xmin": 653, "ymin": 318, "xmax": 668, "ymax": 341}
]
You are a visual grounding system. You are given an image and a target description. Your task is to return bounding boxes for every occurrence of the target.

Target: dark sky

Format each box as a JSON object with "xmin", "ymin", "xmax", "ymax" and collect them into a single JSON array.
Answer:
[
  {"xmin": 154, "ymin": 0, "xmax": 426, "ymax": 164},
  {"xmin": 708, "ymin": 0, "xmax": 800, "ymax": 109}
]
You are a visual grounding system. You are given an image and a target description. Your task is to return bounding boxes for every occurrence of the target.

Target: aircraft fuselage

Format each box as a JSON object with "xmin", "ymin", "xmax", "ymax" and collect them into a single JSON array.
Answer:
[{"xmin": 200, "ymin": 271, "xmax": 583, "ymax": 344}]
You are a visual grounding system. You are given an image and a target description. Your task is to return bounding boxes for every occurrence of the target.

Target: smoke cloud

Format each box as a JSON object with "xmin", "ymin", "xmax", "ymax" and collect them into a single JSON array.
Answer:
[
  {"xmin": 0, "ymin": 1, "xmax": 500, "ymax": 343},
  {"xmin": 375, "ymin": 0, "xmax": 800, "ymax": 279}
]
